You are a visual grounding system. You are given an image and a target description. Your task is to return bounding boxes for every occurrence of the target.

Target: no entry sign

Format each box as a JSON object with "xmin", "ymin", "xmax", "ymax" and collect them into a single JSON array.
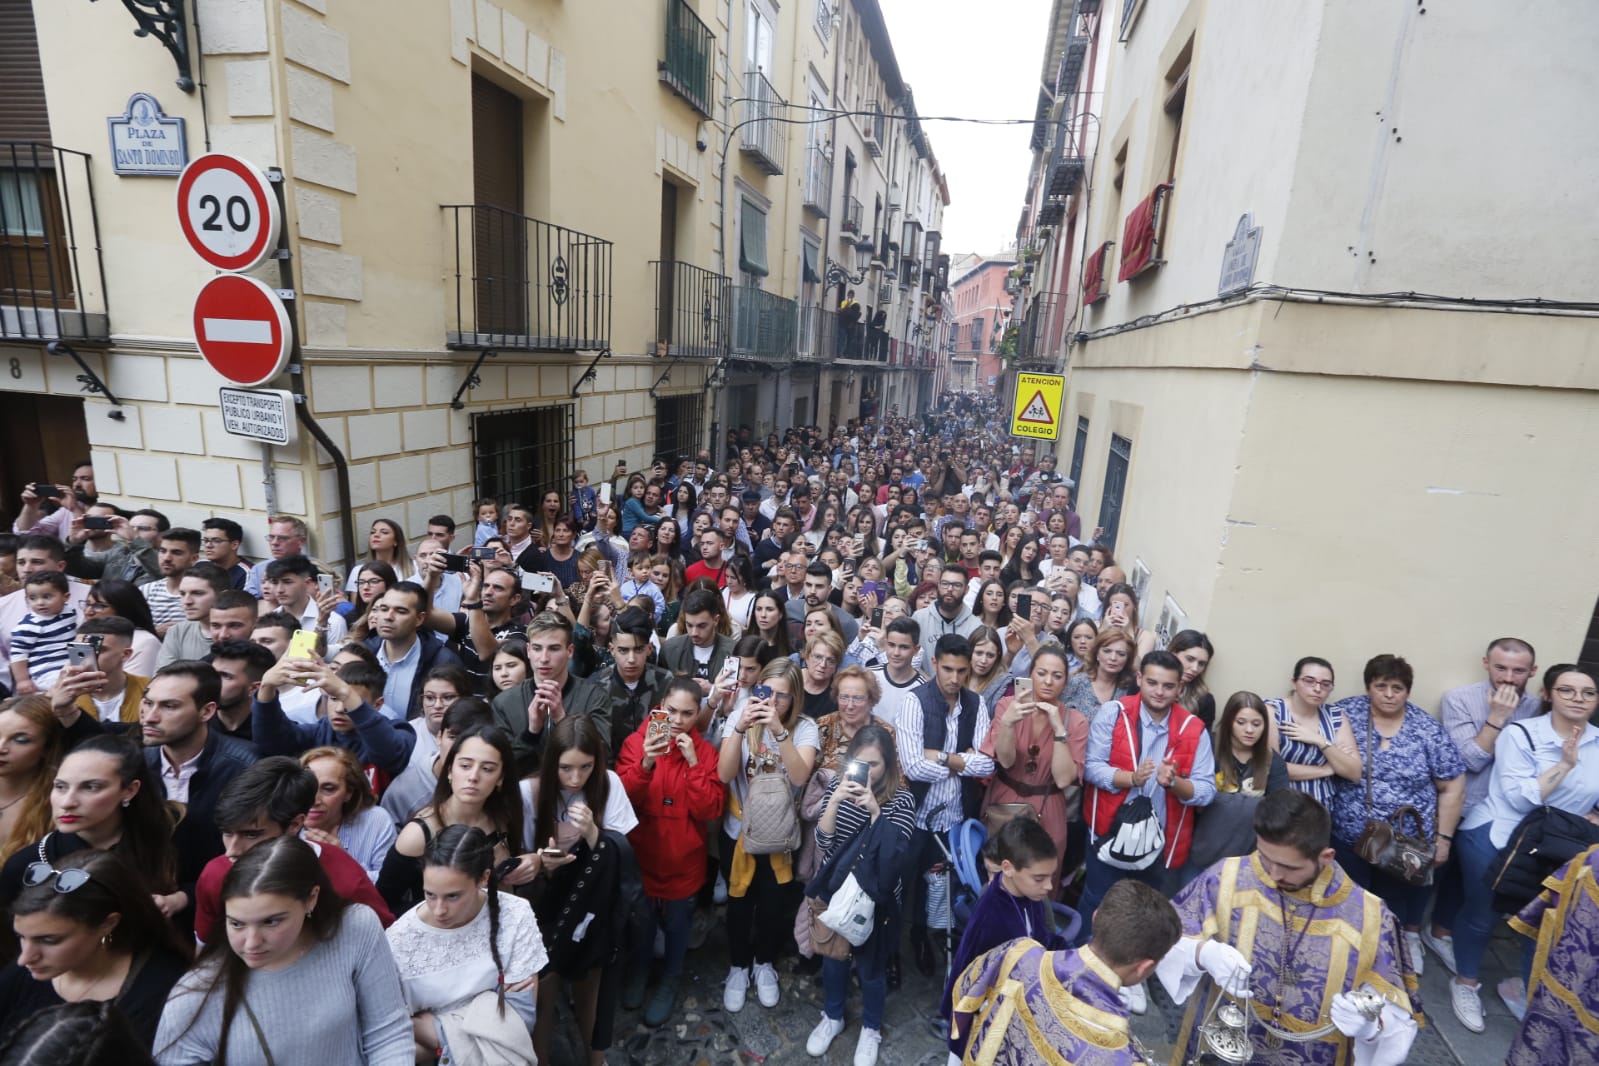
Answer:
[
  {"xmin": 176, "ymin": 153, "xmax": 280, "ymax": 271},
  {"xmin": 192, "ymin": 274, "xmax": 292, "ymax": 387}
]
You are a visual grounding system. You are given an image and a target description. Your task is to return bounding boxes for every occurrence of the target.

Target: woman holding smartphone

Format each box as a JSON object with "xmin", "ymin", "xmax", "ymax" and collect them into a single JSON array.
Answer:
[
  {"xmin": 980, "ymin": 645, "xmax": 1082, "ymax": 876},
  {"xmin": 717, "ymin": 659, "xmax": 818, "ymax": 1014}
]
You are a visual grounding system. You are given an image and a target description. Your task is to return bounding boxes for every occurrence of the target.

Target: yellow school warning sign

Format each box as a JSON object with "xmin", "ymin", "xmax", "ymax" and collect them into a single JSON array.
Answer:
[{"xmin": 1010, "ymin": 373, "xmax": 1065, "ymax": 440}]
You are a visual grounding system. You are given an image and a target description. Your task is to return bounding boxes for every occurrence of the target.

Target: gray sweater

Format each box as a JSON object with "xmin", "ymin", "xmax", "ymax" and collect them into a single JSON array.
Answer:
[{"xmin": 154, "ymin": 905, "xmax": 411, "ymax": 1065}]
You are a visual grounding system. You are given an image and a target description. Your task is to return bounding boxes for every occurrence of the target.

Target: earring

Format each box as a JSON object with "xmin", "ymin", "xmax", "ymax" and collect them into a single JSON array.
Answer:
[{"xmin": 120, "ymin": 799, "xmax": 130, "ymax": 808}]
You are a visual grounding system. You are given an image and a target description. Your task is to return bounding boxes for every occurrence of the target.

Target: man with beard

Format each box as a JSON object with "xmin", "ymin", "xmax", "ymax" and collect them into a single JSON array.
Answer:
[
  {"xmin": 911, "ymin": 569, "xmax": 979, "ymax": 665},
  {"xmin": 1155, "ymin": 790, "xmax": 1419, "ymax": 1066},
  {"xmin": 360, "ymin": 582, "xmax": 462, "ymax": 722},
  {"xmin": 11, "ymin": 461, "xmax": 96, "ymax": 541},
  {"xmin": 784, "ymin": 561, "xmax": 859, "ymax": 643},
  {"xmin": 205, "ymin": 638, "xmax": 276, "ymax": 740}
]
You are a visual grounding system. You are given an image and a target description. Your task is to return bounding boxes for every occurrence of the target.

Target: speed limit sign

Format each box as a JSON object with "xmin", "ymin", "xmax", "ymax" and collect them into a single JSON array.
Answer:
[{"xmin": 175, "ymin": 153, "xmax": 281, "ymax": 271}]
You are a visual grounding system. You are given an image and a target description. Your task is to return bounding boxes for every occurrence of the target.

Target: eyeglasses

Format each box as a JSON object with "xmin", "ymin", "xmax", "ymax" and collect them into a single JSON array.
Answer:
[
  {"xmin": 23, "ymin": 862, "xmax": 92, "ymax": 893},
  {"xmin": 837, "ymin": 694, "xmax": 869, "ymax": 705},
  {"xmin": 355, "ymin": 578, "xmax": 387, "ymax": 588},
  {"xmin": 1295, "ymin": 677, "xmax": 1335, "ymax": 690},
  {"xmin": 200, "ymin": 537, "xmax": 232, "ymax": 547},
  {"xmin": 1554, "ymin": 686, "xmax": 1599, "ymax": 702}
]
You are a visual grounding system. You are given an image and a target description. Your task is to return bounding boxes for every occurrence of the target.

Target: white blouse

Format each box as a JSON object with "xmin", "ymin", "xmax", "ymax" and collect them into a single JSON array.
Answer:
[{"xmin": 386, "ymin": 891, "xmax": 548, "ymax": 1016}]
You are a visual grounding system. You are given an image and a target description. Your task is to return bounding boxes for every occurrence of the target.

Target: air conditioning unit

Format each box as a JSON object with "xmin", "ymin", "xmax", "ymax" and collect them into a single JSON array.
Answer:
[{"xmin": 878, "ymin": 282, "xmax": 893, "ymax": 303}]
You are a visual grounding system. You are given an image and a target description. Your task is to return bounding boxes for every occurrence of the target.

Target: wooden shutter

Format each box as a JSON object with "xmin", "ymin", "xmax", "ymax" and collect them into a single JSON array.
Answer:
[
  {"xmin": 0, "ymin": 0, "xmax": 51, "ymax": 145},
  {"xmin": 470, "ymin": 75, "xmax": 525, "ymax": 335}
]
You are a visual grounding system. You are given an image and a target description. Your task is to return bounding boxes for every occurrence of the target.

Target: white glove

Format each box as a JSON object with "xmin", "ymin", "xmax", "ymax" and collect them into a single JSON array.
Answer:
[
  {"xmin": 1329, "ymin": 991, "xmax": 1381, "ymax": 1041},
  {"xmin": 1197, "ymin": 939, "xmax": 1252, "ymax": 996}
]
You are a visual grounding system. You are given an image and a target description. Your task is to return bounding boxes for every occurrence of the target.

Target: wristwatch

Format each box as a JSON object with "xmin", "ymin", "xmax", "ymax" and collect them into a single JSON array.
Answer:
[
  {"xmin": 462, "ymin": 601, "xmax": 484, "ymax": 611},
  {"xmin": 937, "ymin": 751, "xmax": 950, "ymax": 767}
]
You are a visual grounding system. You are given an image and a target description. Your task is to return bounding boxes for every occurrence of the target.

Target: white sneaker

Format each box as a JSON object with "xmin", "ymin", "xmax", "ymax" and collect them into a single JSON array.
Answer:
[
  {"xmin": 1497, "ymin": 977, "xmax": 1527, "ymax": 1022},
  {"xmin": 1404, "ymin": 931, "xmax": 1425, "ymax": 976},
  {"xmin": 1124, "ymin": 982, "xmax": 1148, "ymax": 1015},
  {"xmin": 753, "ymin": 961, "xmax": 780, "ymax": 1008},
  {"xmin": 1450, "ymin": 980, "xmax": 1485, "ymax": 1033},
  {"xmin": 806, "ymin": 1014, "xmax": 845, "ymax": 1057},
  {"xmin": 854, "ymin": 1027, "xmax": 882, "ymax": 1066},
  {"xmin": 1420, "ymin": 929, "xmax": 1457, "ymax": 975},
  {"xmin": 723, "ymin": 966, "xmax": 750, "ymax": 1013}
]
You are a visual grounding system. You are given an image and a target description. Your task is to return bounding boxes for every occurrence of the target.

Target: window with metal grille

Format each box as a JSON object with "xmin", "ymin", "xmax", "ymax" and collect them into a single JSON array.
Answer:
[
  {"xmin": 1098, "ymin": 433, "xmax": 1132, "ymax": 549},
  {"xmin": 654, "ymin": 394, "xmax": 704, "ymax": 466},
  {"xmin": 472, "ymin": 404, "xmax": 573, "ymax": 511},
  {"xmin": 1069, "ymin": 415, "xmax": 1089, "ymax": 488}
]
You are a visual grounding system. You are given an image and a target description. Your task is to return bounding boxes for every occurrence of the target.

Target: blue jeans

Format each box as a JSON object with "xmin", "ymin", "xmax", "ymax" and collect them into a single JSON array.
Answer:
[
  {"xmin": 1076, "ymin": 850, "xmax": 1170, "ymax": 946},
  {"xmin": 639, "ymin": 895, "xmax": 696, "ymax": 978},
  {"xmin": 1430, "ymin": 844, "xmax": 1464, "ymax": 932},
  {"xmin": 1453, "ymin": 822, "xmax": 1503, "ymax": 981},
  {"xmin": 824, "ymin": 956, "xmax": 886, "ymax": 1030}
]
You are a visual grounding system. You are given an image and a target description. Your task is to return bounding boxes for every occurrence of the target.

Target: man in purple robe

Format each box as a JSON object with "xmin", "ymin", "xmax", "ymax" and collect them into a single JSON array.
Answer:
[
  {"xmin": 1506, "ymin": 842, "xmax": 1599, "ymax": 1064},
  {"xmin": 1155, "ymin": 790, "xmax": 1420, "ymax": 1065},
  {"xmin": 947, "ymin": 879, "xmax": 1180, "ymax": 1065}
]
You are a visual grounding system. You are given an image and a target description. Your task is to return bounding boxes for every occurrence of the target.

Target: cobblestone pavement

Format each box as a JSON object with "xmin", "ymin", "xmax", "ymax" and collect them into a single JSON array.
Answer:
[{"xmin": 546, "ymin": 906, "xmax": 1514, "ymax": 1064}]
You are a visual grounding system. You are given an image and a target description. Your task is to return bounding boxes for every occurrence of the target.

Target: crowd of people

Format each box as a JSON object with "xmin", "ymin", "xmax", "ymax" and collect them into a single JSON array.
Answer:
[{"xmin": 0, "ymin": 399, "xmax": 1593, "ymax": 1064}]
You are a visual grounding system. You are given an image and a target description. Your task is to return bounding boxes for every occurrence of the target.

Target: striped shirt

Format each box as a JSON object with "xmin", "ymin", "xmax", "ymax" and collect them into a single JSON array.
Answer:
[
  {"xmin": 815, "ymin": 783, "xmax": 918, "ymax": 903},
  {"xmin": 8, "ymin": 606, "xmax": 80, "ymax": 684},
  {"xmin": 140, "ymin": 580, "xmax": 185, "ymax": 628}
]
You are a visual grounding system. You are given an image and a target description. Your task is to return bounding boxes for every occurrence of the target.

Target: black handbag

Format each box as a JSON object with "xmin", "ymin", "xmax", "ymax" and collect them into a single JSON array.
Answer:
[{"xmin": 1485, "ymin": 727, "xmax": 1599, "ymax": 912}]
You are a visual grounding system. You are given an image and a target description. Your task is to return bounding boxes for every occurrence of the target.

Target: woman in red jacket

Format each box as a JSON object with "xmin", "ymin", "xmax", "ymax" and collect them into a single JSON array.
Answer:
[{"xmin": 616, "ymin": 677, "xmax": 725, "ymax": 1026}]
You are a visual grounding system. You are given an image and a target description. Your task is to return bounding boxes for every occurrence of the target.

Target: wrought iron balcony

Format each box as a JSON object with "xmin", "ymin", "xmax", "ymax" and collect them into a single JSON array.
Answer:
[
  {"xmin": 802, "ymin": 144, "xmax": 831, "ymax": 216},
  {"xmin": 445, "ymin": 204, "xmax": 612, "ymax": 352},
  {"xmin": 1016, "ymin": 292, "xmax": 1064, "ymax": 365},
  {"xmin": 659, "ymin": 0, "xmax": 714, "ymax": 118},
  {"xmin": 0, "ymin": 144, "xmax": 109, "ymax": 344},
  {"xmin": 841, "ymin": 196, "xmax": 863, "ymax": 236},
  {"xmin": 650, "ymin": 259, "xmax": 726, "ymax": 359},
  {"xmin": 796, "ymin": 305, "xmax": 838, "ymax": 363},
  {"xmin": 739, "ymin": 70, "xmax": 787, "ymax": 176},
  {"xmin": 728, "ymin": 285, "xmax": 796, "ymax": 361},
  {"xmin": 1048, "ymin": 156, "xmax": 1085, "ymax": 197}
]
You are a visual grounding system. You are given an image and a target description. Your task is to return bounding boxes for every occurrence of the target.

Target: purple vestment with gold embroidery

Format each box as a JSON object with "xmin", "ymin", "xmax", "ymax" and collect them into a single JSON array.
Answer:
[
  {"xmin": 1506, "ymin": 843, "xmax": 1599, "ymax": 1064},
  {"xmin": 949, "ymin": 939, "xmax": 1145, "ymax": 1065},
  {"xmin": 1167, "ymin": 854, "xmax": 1420, "ymax": 1066}
]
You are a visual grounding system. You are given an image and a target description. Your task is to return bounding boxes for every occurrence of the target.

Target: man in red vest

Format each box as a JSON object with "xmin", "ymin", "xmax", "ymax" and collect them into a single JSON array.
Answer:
[{"xmin": 1081, "ymin": 649, "xmax": 1216, "ymax": 1009}]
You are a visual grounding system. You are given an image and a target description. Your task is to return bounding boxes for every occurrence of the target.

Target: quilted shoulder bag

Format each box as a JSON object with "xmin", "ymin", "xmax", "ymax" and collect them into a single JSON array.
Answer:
[
  {"xmin": 1352, "ymin": 711, "xmax": 1433, "ymax": 885},
  {"xmin": 741, "ymin": 765, "xmax": 801, "ymax": 856}
]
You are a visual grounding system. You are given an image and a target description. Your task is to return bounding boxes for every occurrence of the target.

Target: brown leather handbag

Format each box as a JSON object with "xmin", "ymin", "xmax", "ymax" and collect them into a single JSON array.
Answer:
[{"xmin": 1353, "ymin": 713, "xmax": 1433, "ymax": 885}]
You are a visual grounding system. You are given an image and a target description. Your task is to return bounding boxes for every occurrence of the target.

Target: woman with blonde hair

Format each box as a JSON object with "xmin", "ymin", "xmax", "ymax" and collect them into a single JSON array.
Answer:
[
  {"xmin": 717, "ymin": 658, "xmax": 818, "ymax": 1013},
  {"xmin": 0, "ymin": 696, "xmax": 65, "ymax": 862},
  {"xmin": 299, "ymin": 746, "xmax": 396, "ymax": 883}
]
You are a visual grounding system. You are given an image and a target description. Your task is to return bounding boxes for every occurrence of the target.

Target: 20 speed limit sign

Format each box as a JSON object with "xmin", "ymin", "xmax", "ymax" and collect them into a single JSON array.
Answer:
[{"xmin": 175, "ymin": 153, "xmax": 281, "ymax": 272}]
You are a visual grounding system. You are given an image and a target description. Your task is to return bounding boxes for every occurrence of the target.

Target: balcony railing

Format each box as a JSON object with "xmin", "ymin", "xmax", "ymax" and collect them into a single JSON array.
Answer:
[
  {"xmin": 659, "ymin": 0, "xmax": 714, "ymax": 118},
  {"xmin": 739, "ymin": 70, "xmax": 787, "ymax": 176},
  {"xmin": 0, "ymin": 144, "xmax": 109, "ymax": 344},
  {"xmin": 796, "ymin": 305, "xmax": 837, "ymax": 363},
  {"xmin": 728, "ymin": 285, "xmax": 796, "ymax": 361},
  {"xmin": 1016, "ymin": 293, "xmax": 1064, "ymax": 365},
  {"xmin": 651, "ymin": 260, "xmax": 727, "ymax": 358},
  {"xmin": 802, "ymin": 144, "xmax": 831, "ymax": 215},
  {"xmin": 445, "ymin": 204, "xmax": 612, "ymax": 351},
  {"xmin": 841, "ymin": 196, "xmax": 863, "ymax": 236}
]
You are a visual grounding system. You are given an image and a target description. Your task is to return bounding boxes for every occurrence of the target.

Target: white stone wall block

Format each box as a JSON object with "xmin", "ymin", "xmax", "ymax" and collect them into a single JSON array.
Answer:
[
  {"xmin": 573, "ymin": 426, "xmax": 593, "ymax": 458},
  {"xmin": 89, "ymin": 449, "xmax": 121, "ymax": 496},
  {"xmin": 295, "ymin": 186, "xmax": 343, "ymax": 243},
  {"xmin": 244, "ymin": 465, "xmax": 305, "ymax": 516},
  {"xmin": 105, "ymin": 354, "xmax": 169, "ymax": 403},
  {"xmin": 209, "ymin": 122, "xmax": 280, "ymax": 167},
  {"xmin": 308, "ymin": 364, "xmax": 371, "ymax": 412},
  {"xmin": 225, "ymin": 60, "xmax": 274, "ymax": 116},
  {"xmin": 448, "ymin": 409, "xmax": 471, "ymax": 446},
  {"xmin": 85, "ymin": 402, "xmax": 143, "ymax": 449},
  {"xmin": 346, "ymin": 412, "xmax": 401, "ymax": 460},
  {"xmin": 378, "ymin": 454, "xmax": 427, "ymax": 500},
  {"xmin": 506, "ymin": 364, "xmax": 538, "ymax": 398},
  {"xmin": 579, "ymin": 395, "xmax": 601, "ymax": 426},
  {"xmin": 475, "ymin": 0, "xmax": 502, "ymax": 57},
  {"xmin": 602, "ymin": 393, "xmax": 624, "ymax": 423},
  {"xmin": 405, "ymin": 495, "xmax": 455, "ymax": 537},
  {"xmin": 451, "ymin": 487, "xmax": 475, "ymax": 522},
  {"xmin": 373, "ymin": 365, "xmax": 423, "ymax": 409},
  {"xmin": 450, "ymin": 0, "xmax": 474, "ymax": 64},
  {"xmin": 43, "ymin": 348, "xmax": 105, "ymax": 397},
  {"xmin": 502, "ymin": 12, "xmax": 527, "ymax": 71},
  {"xmin": 202, "ymin": 409, "xmax": 267, "ymax": 460},
  {"xmin": 180, "ymin": 458, "xmax": 245, "ymax": 508},
  {"xmin": 118, "ymin": 454, "xmax": 180, "ymax": 501},
  {"xmin": 345, "ymin": 461, "xmax": 379, "ymax": 508},
  {"xmin": 526, "ymin": 33, "xmax": 549, "ymax": 85},
  {"xmin": 301, "ymin": 246, "xmax": 364, "ymax": 301},
  {"xmin": 304, "ymin": 301, "xmax": 348, "ymax": 347},
  {"xmin": 290, "ymin": 127, "xmax": 357, "ymax": 193},
  {"xmin": 465, "ymin": 364, "xmax": 505, "ymax": 402},
  {"xmin": 4, "ymin": 349, "xmax": 45, "ymax": 392},
  {"xmin": 166, "ymin": 357, "xmax": 233, "ymax": 406},
  {"xmin": 625, "ymin": 392, "xmax": 645, "ymax": 420},
  {"xmin": 403, "ymin": 408, "xmax": 449, "ymax": 451},
  {"xmin": 287, "ymin": 66, "xmax": 337, "ymax": 132},
  {"xmin": 289, "ymin": 0, "xmax": 327, "ymax": 12},
  {"xmin": 197, "ymin": 0, "xmax": 268, "ymax": 54},
  {"xmin": 147, "ymin": 407, "xmax": 204, "ymax": 454},
  {"xmin": 590, "ymin": 422, "xmax": 613, "ymax": 455},
  {"xmin": 311, "ymin": 414, "xmax": 346, "ymax": 458},
  {"xmin": 428, "ymin": 447, "xmax": 471, "ymax": 491},
  {"xmin": 281, "ymin": 3, "xmax": 351, "ymax": 83},
  {"xmin": 539, "ymin": 365, "xmax": 568, "ymax": 399},
  {"xmin": 550, "ymin": 49, "xmax": 567, "ymax": 121},
  {"xmin": 424, "ymin": 365, "xmax": 457, "ymax": 407}
]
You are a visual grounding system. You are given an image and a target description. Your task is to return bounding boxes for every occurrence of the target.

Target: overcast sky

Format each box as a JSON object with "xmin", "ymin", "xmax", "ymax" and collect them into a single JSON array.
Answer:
[{"xmin": 878, "ymin": 0, "xmax": 1053, "ymax": 257}]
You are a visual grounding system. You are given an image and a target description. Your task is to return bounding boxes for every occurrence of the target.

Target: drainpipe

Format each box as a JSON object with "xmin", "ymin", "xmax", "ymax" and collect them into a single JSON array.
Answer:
[{"xmin": 267, "ymin": 168, "xmax": 356, "ymax": 574}]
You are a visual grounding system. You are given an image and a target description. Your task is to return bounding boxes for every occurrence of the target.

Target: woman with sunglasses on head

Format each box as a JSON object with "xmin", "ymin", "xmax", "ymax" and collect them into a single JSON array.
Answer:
[
  {"xmin": 77, "ymin": 582, "xmax": 160, "ymax": 679},
  {"xmin": 154, "ymin": 835, "xmax": 411, "ymax": 1065},
  {"xmin": 0, "ymin": 736, "xmax": 178, "ymax": 919},
  {"xmin": 1, "ymin": 850, "xmax": 190, "ymax": 1047},
  {"xmin": 0, "ymin": 697, "xmax": 65, "ymax": 864},
  {"xmin": 385, "ymin": 825, "xmax": 546, "ymax": 1063}
]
